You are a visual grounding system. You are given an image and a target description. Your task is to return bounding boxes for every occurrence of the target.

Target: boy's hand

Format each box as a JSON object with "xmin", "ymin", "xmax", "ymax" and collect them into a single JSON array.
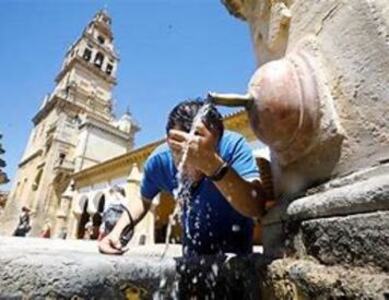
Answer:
[
  {"xmin": 168, "ymin": 122, "xmax": 222, "ymax": 176},
  {"xmin": 98, "ymin": 231, "xmax": 128, "ymax": 255}
]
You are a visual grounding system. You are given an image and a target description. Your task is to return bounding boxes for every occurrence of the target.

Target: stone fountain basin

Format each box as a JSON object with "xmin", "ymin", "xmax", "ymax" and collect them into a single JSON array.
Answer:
[{"xmin": 0, "ymin": 237, "xmax": 264, "ymax": 299}]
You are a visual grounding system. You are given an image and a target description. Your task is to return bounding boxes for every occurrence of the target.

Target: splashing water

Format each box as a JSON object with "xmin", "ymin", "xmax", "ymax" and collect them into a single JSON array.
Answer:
[{"xmin": 161, "ymin": 103, "xmax": 212, "ymax": 258}]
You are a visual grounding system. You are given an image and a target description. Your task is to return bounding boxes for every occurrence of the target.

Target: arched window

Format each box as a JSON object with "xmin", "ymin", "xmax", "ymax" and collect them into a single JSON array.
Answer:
[
  {"xmin": 97, "ymin": 35, "xmax": 105, "ymax": 45},
  {"xmin": 58, "ymin": 153, "xmax": 66, "ymax": 166},
  {"xmin": 90, "ymin": 194, "xmax": 105, "ymax": 240},
  {"xmin": 105, "ymin": 63, "xmax": 113, "ymax": 76},
  {"xmin": 77, "ymin": 200, "xmax": 89, "ymax": 239},
  {"xmin": 97, "ymin": 195, "xmax": 105, "ymax": 213},
  {"xmin": 82, "ymin": 48, "xmax": 92, "ymax": 62},
  {"xmin": 94, "ymin": 52, "xmax": 104, "ymax": 69}
]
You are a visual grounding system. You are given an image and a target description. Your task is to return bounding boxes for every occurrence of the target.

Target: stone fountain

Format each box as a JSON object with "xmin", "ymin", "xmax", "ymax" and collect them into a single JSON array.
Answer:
[{"xmin": 209, "ymin": 0, "xmax": 389, "ymax": 298}]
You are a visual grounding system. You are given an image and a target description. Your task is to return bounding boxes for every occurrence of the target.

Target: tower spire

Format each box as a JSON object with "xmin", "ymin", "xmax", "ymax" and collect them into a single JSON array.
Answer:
[{"xmin": 50, "ymin": 9, "xmax": 119, "ymax": 121}]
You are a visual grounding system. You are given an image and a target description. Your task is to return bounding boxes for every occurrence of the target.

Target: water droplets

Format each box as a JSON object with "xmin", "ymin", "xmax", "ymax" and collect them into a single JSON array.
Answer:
[
  {"xmin": 211, "ymin": 263, "xmax": 219, "ymax": 276},
  {"xmin": 232, "ymin": 224, "xmax": 241, "ymax": 232},
  {"xmin": 159, "ymin": 277, "xmax": 167, "ymax": 288},
  {"xmin": 179, "ymin": 264, "xmax": 186, "ymax": 272},
  {"xmin": 194, "ymin": 221, "xmax": 200, "ymax": 230}
]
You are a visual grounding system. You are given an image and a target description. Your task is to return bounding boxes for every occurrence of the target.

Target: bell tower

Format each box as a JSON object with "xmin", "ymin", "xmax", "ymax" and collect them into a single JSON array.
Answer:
[
  {"xmin": 0, "ymin": 10, "xmax": 139, "ymax": 237},
  {"xmin": 54, "ymin": 10, "xmax": 118, "ymax": 121}
]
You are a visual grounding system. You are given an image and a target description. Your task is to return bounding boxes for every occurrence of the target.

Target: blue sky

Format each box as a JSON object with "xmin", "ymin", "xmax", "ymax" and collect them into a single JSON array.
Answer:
[{"xmin": 0, "ymin": 0, "xmax": 256, "ymax": 189}]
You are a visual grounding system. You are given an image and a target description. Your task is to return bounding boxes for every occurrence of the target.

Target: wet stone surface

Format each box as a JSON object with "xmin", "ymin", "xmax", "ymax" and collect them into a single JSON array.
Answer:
[
  {"xmin": 0, "ymin": 239, "xmax": 177, "ymax": 299},
  {"xmin": 0, "ymin": 237, "xmax": 267, "ymax": 299}
]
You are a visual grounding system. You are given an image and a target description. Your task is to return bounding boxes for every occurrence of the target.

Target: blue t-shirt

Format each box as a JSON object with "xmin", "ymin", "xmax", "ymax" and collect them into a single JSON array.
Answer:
[{"xmin": 141, "ymin": 131, "xmax": 260, "ymax": 256}]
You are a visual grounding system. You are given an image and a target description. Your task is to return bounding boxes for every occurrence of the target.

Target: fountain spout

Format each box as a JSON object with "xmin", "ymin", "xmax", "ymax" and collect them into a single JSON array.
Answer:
[{"xmin": 207, "ymin": 92, "xmax": 254, "ymax": 110}]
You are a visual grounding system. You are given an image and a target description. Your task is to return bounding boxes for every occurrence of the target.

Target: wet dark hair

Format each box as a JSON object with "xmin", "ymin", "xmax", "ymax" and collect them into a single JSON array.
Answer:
[{"xmin": 166, "ymin": 99, "xmax": 224, "ymax": 138}]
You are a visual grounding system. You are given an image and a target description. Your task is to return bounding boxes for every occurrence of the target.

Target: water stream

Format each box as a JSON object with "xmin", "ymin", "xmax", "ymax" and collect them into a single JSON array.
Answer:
[{"xmin": 161, "ymin": 103, "xmax": 212, "ymax": 258}]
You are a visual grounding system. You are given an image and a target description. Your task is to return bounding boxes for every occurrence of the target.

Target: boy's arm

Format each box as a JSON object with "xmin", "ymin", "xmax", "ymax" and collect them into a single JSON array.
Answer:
[
  {"xmin": 209, "ymin": 158, "xmax": 267, "ymax": 218},
  {"xmin": 98, "ymin": 196, "xmax": 152, "ymax": 255}
]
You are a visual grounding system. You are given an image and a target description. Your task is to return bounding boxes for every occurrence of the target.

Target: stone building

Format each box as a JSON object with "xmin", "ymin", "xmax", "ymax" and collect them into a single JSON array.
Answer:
[{"xmin": 0, "ymin": 10, "xmax": 139, "ymax": 237}]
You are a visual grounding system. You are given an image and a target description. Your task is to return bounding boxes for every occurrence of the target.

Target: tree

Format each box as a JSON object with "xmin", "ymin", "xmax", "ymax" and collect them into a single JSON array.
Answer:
[{"xmin": 0, "ymin": 133, "xmax": 9, "ymax": 185}]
